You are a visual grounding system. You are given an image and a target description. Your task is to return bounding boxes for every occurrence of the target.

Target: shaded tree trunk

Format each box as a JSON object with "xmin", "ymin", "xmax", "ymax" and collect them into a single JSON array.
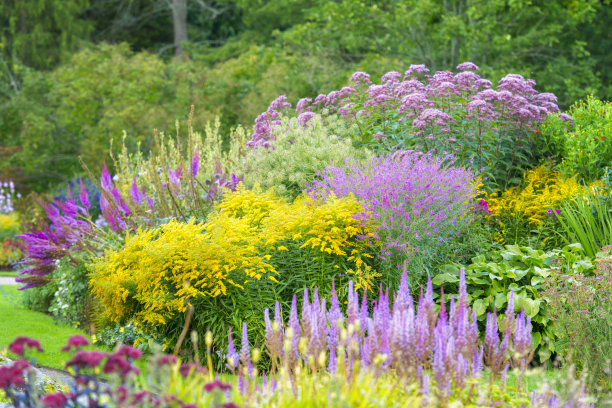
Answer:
[{"xmin": 172, "ymin": 0, "xmax": 188, "ymax": 57}]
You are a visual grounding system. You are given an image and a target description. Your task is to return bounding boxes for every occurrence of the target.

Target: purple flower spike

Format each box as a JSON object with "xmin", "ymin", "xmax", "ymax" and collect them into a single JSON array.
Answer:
[
  {"xmin": 191, "ymin": 148, "xmax": 200, "ymax": 177},
  {"xmin": 101, "ymin": 161, "xmax": 113, "ymax": 192},
  {"xmin": 79, "ymin": 178, "xmax": 90, "ymax": 210},
  {"xmin": 130, "ymin": 177, "xmax": 143, "ymax": 205}
]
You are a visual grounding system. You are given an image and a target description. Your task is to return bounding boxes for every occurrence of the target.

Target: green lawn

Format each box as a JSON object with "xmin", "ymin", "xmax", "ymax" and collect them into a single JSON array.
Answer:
[
  {"xmin": 0, "ymin": 285, "xmax": 95, "ymax": 370},
  {"xmin": 0, "ymin": 270, "xmax": 18, "ymax": 277}
]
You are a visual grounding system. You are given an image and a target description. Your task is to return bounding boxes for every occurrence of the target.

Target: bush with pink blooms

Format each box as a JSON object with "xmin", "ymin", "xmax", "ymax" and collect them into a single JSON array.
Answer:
[{"xmin": 248, "ymin": 63, "xmax": 567, "ymax": 191}]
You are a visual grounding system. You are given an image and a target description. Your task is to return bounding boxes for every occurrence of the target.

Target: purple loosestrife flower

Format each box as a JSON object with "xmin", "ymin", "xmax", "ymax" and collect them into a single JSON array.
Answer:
[
  {"xmin": 130, "ymin": 177, "xmax": 143, "ymax": 205},
  {"xmin": 101, "ymin": 162, "xmax": 113, "ymax": 192}
]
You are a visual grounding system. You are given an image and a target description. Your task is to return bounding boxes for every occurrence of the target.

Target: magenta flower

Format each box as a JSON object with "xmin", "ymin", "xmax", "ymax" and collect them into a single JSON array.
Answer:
[
  {"xmin": 9, "ymin": 337, "xmax": 43, "ymax": 356},
  {"xmin": 40, "ymin": 392, "xmax": 68, "ymax": 407},
  {"xmin": 204, "ymin": 380, "xmax": 232, "ymax": 392},
  {"xmin": 65, "ymin": 350, "xmax": 106, "ymax": 369},
  {"xmin": 61, "ymin": 335, "xmax": 90, "ymax": 352}
]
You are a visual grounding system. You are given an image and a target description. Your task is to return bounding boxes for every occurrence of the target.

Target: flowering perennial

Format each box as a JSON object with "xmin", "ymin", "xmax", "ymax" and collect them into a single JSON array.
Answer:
[
  {"xmin": 249, "ymin": 63, "xmax": 565, "ymax": 190},
  {"xmin": 310, "ymin": 150, "xmax": 476, "ymax": 273}
]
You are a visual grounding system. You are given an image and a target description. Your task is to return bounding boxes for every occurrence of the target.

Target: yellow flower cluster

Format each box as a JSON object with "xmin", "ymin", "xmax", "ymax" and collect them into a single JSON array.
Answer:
[
  {"xmin": 486, "ymin": 165, "xmax": 594, "ymax": 225},
  {"xmin": 0, "ymin": 213, "xmax": 20, "ymax": 234},
  {"xmin": 90, "ymin": 185, "xmax": 377, "ymax": 328}
]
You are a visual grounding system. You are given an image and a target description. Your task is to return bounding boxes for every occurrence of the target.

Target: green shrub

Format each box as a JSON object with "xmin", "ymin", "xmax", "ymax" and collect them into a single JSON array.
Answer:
[
  {"xmin": 433, "ymin": 244, "xmax": 594, "ymax": 363},
  {"xmin": 557, "ymin": 172, "xmax": 612, "ymax": 258},
  {"xmin": 241, "ymin": 115, "xmax": 373, "ymax": 200},
  {"xmin": 540, "ymin": 96, "xmax": 612, "ymax": 182},
  {"xmin": 544, "ymin": 246, "xmax": 612, "ymax": 396}
]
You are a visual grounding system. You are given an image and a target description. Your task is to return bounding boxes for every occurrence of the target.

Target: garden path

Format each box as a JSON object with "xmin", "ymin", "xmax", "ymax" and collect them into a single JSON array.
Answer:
[{"xmin": 0, "ymin": 277, "xmax": 17, "ymax": 285}]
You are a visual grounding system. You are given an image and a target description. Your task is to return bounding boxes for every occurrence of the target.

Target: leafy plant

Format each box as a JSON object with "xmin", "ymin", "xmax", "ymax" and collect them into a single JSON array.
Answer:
[
  {"xmin": 433, "ymin": 244, "xmax": 594, "ymax": 362},
  {"xmin": 543, "ymin": 246, "xmax": 612, "ymax": 397},
  {"xmin": 558, "ymin": 185, "xmax": 612, "ymax": 258},
  {"xmin": 242, "ymin": 115, "xmax": 373, "ymax": 200},
  {"xmin": 540, "ymin": 96, "xmax": 612, "ymax": 182},
  {"xmin": 89, "ymin": 185, "xmax": 378, "ymax": 354}
]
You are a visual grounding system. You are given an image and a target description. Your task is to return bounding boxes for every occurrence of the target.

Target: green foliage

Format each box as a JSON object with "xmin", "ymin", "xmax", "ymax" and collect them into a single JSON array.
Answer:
[
  {"xmin": 0, "ymin": 0, "xmax": 91, "ymax": 71},
  {"xmin": 48, "ymin": 258, "xmax": 92, "ymax": 330},
  {"xmin": 544, "ymin": 247, "xmax": 612, "ymax": 396},
  {"xmin": 283, "ymin": 0, "xmax": 606, "ymax": 108},
  {"xmin": 242, "ymin": 115, "xmax": 373, "ymax": 200},
  {"xmin": 558, "ymin": 180, "xmax": 612, "ymax": 258},
  {"xmin": 540, "ymin": 97, "xmax": 612, "ymax": 182},
  {"xmin": 433, "ymin": 244, "xmax": 594, "ymax": 363}
]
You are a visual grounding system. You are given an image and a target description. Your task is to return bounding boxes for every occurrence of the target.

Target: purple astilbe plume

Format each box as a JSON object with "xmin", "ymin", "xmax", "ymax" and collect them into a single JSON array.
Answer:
[
  {"xmin": 225, "ymin": 328, "xmax": 239, "ymax": 372},
  {"xmin": 512, "ymin": 309, "xmax": 534, "ymax": 368},
  {"xmin": 239, "ymin": 322, "xmax": 253, "ymax": 377}
]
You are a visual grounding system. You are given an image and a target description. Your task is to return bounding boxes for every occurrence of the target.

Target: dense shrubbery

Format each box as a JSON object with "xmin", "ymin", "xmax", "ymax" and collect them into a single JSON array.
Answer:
[
  {"xmin": 90, "ymin": 185, "xmax": 378, "ymax": 353},
  {"xmin": 242, "ymin": 115, "xmax": 372, "ymax": 200},
  {"xmin": 540, "ymin": 97, "xmax": 612, "ymax": 182},
  {"xmin": 544, "ymin": 246, "xmax": 612, "ymax": 395}
]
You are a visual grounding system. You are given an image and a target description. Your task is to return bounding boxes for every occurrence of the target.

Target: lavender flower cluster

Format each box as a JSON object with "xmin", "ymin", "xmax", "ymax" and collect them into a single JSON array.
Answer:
[
  {"xmin": 0, "ymin": 181, "xmax": 20, "ymax": 214},
  {"xmin": 228, "ymin": 270, "xmax": 592, "ymax": 406},
  {"xmin": 309, "ymin": 150, "xmax": 476, "ymax": 272}
]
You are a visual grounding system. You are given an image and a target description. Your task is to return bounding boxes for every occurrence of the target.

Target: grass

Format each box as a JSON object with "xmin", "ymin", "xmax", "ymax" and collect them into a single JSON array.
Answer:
[
  {"xmin": 0, "ymin": 270, "xmax": 18, "ymax": 277},
  {"xmin": 0, "ymin": 285, "xmax": 96, "ymax": 370}
]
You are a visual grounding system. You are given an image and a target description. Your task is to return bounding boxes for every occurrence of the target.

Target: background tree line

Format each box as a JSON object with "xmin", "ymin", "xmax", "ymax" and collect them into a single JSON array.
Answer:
[{"xmin": 0, "ymin": 0, "xmax": 610, "ymax": 191}]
